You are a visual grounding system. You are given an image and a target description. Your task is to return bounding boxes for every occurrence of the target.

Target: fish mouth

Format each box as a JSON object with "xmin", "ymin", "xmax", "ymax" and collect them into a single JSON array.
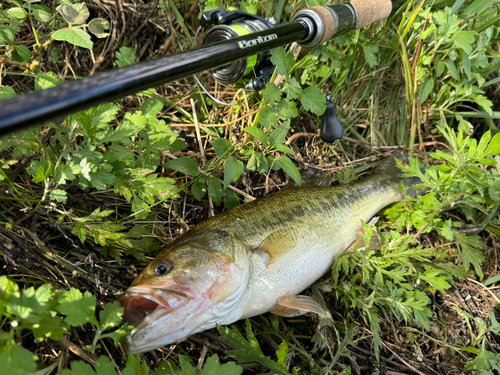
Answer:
[{"xmin": 119, "ymin": 286, "xmax": 191, "ymax": 326}]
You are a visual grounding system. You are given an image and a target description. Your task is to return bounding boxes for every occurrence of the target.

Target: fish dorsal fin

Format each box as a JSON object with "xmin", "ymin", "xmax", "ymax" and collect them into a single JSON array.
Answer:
[
  {"xmin": 253, "ymin": 228, "xmax": 297, "ymax": 267},
  {"xmin": 281, "ymin": 168, "xmax": 332, "ymax": 191},
  {"xmin": 270, "ymin": 294, "xmax": 329, "ymax": 317}
]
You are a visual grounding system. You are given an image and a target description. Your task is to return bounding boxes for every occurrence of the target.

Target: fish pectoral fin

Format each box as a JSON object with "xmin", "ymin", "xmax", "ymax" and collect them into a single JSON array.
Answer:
[
  {"xmin": 253, "ymin": 228, "xmax": 296, "ymax": 267},
  {"xmin": 270, "ymin": 295, "xmax": 329, "ymax": 318}
]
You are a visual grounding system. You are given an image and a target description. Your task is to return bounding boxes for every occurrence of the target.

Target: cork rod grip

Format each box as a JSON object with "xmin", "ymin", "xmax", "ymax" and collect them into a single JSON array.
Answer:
[{"xmin": 350, "ymin": 0, "xmax": 392, "ymax": 29}]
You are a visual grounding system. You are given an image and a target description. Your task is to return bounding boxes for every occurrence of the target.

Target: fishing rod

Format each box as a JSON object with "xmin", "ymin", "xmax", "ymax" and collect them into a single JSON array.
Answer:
[{"xmin": 0, "ymin": 0, "xmax": 405, "ymax": 138}]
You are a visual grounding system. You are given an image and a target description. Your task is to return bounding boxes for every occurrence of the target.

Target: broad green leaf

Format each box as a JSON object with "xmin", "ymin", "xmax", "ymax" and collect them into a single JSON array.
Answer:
[
  {"xmin": 240, "ymin": 0, "xmax": 259, "ymax": 14},
  {"xmin": 270, "ymin": 47, "xmax": 295, "ymax": 77},
  {"xmin": 163, "ymin": 157, "xmax": 200, "ymax": 176},
  {"xmin": 176, "ymin": 355, "xmax": 197, "ymax": 375},
  {"xmin": 269, "ymin": 120, "xmax": 290, "ymax": 147},
  {"xmin": 201, "ymin": 354, "xmax": 243, "ymax": 375},
  {"xmin": 27, "ymin": 157, "xmax": 53, "ymax": 183},
  {"xmin": 57, "ymin": 288, "xmax": 98, "ymax": 327},
  {"xmin": 444, "ymin": 59, "xmax": 459, "ymax": 81},
  {"xmin": 243, "ymin": 127, "xmax": 268, "ymax": 145},
  {"xmin": 88, "ymin": 18, "xmax": 110, "ymax": 38},
  {"xmin": 0, "ymin": 338, "xmax": 38, "ymax": 375},
  {"xmin": 277, "ymin": 156, "xmax": 301, "ymax": 186},
  {"xmin": 116, "ymin": 46, "xmax": 136, "ymax": 67},
  {"xmin": 262, "ymin": 82, "xmax": 281, "ymax": 105},
  {"xmin": 12, "ymin": 45, "xmax": 31, "ymax": 64},
  {"xmin": 419, "ymin": 78, "xmax": 434, "ymax": 104},
  {"xmin": 259, "ymin": 106, "xmax": 279, "ymax": 128},
  {"xmin": 140, "ymin": 97, "xmax": 166, "ymax": 117},
  {"xmin": 212, "ymin": 138, "xmax": 232, "ymax": 158},
  {"xmin": 52, "ymin": 27, "xmax": 93, "ymax": 50},
  {"xmin": 276, "ymin": 99, "xmax": 298, "ymax": 119},
  {"xmin": 132, "ymin": 195, "xmax": 149, "ymax": 220},
  {"xmin": 56, "ymin": 3, "xmax": 89, "ymax": 25},
  {"xmin": 224, "ymin": 189, "xmax": 240, "ymax": 209},
  {"xmin": 361, "ymin": 43, "xmax": 379, "ymax": 68},
  {"xmin": 6, "ymin": 7, "xmax": 27, "ymax": 19},
  {"xmin": 35, "ymin": 71, "xmax": 61, "ymax": 90},
  {"xmin": 0, "ymin": 25, "xmax": 15, "ymax": 45},
  {"xmin": 50, "ymin": 189, "xmax": 68, "ymax": 202},
  {"xmin": 300, "ymin": 86, "xmax": 326, "ymax": 115},
  {"xmin": 223, "ymin": 156, "xmax": 244, "ymax": 190},
  {"xmin": 273, "ymin": 144, "xmax": 296, "ymax": 156},
  {"xmin": 59, "ymin": 360, "xmax": 96, "ymax": 375},
  {"xmin": 31, "ymin": 4, "xmax": 53, "ymax": 22},
  {"xmin": 207, "ymin": 177, "xmax": 222, "ymax": 206},
  {"xmin": 99, "ymin": 301, "xmax": 123, "ymax": 331},
  {"xmin": 89, "ymin": 167, "xmax": 116, "ymax": 191},
  {"xmin": 191, "ymin": 179, "xmax": 207, "ymax": 201},
  {"xmin": 0, "ymin": 86, "xmax": 16, "ymax": 100},
  {"xmin": 484, "ymin": 274, "xmax": 500, "ymax": 286},
  {"xmin": 31, "ymin": 313, "xmax": 67, "ymax": 341},
  {"xmin": 451, "ymin": 29, "xmax": 476, "ymax": 55}
]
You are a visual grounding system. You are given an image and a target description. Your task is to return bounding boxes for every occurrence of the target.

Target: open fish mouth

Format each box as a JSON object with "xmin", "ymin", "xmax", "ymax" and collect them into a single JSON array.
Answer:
[{"xmin": 119, "ymin": 286, "xmax": 191, "ymax": 326}]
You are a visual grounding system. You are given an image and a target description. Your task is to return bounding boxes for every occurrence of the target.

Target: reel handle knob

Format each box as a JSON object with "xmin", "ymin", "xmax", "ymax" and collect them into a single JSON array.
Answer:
[{"xmin": 320, "ymin": 95, "xmax": 343, "ymax": 143}]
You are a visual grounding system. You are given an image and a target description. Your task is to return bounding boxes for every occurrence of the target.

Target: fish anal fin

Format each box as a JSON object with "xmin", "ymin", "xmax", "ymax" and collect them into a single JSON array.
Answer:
[
  {"xmin": 253, "ymin": 228, "xmax": 296, "ymax": 267},
  {"xmin": 270, "ymin": 294, "xmax": 328, "ymax": 318}
]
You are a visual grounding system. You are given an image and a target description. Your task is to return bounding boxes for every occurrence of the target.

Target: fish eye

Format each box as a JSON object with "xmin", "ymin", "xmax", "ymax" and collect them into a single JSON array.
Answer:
[{"xmin": 154, "ymin": 261, "xmax": 171, "ymax": 276}]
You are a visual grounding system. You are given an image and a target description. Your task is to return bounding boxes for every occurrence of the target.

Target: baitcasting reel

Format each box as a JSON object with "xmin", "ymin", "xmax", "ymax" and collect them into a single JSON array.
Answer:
[
  {"xmin": 201, "ymin": 9, "xmax": 276, "ymax": 90},
  {"xmin": 200, "ymin": 9, "xmax": 343, "ymax": 143}
]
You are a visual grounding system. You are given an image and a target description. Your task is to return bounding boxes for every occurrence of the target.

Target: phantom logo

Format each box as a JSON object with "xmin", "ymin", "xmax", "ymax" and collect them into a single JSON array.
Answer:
[{"xmin": 237, "ymin": 34, "xmax": 278, "ymax": 49}]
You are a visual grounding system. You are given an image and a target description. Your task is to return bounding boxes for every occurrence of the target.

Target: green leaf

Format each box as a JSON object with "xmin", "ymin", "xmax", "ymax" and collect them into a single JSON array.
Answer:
[
  {"xmin": 361, "ymin": 43, "xmax": 379, "ymax": 68},
  {"xmin": 0, "ymin": 86, "xmax": 16, "ymax": 100},
  {"xmin": 35, "ymin": 71, "xmax": 61, "ymax": 90},
  {"xmin": 451, "ymin": 29, "xmax": 476, "ymax": 55},
  {"xmin": 27, "ymin": 157, "xmax": 53, "ymax": 183},
  {"xmin": 243, "ymin": 127, "xmax": 268, "ymax": 145},
  {"xmin": 223, "ymin": 156, "xmax": 244, "ymax": 190},
  {"xmin": 484, "ymin": 274, "xmax": 500, "ymax": 286},
  {"xmin": 176, "ymin": 355, "xmax": 197, "ymax": 375},
  {"xmin": 276, "ymin": 99, "xmax": 298, "ymax": 119},
  {"xmin": 163, "ymin": 157, "xmax": 200, "ymax": 177},
  {"xmin": 31, "ymin": 313, "xmax": 67, "ymax": 341},
  {"xmin": 218, "ymin": 320, "xmax": 291, "ymax": 375},
  {"xmin": 444, "ymin": 59, "xmax": 459, "ymax": 80},
  {"xmin": 60, "ymin": 360, "xmax": 97, "ymax": 375},
  {"xmin": 462, "ymin": 52, "xmax": 471, "ymax": 80},
  {"xmin": 116, "ymin": 46, "xmax": 136, "ymax": 67},
  {"xmin": 6, "ymin": 7, "xmax": 27, "ymax": 19},
  {"xmin": 419, "ymin": 78, "xmax": 434, "ymax": 104},
  {"xmin": 240, "ymin": 0, "xmax": 259, "ymax": 14},
  {"xmin": 99, "ymin": 301, "xmax": 123, "ymax": 331},
  {"xmin": 201, "ymin": 354, "xmax": 242, "ymax": 375},
  {"xmin": 31, "ymin": 5, "xmax": 53, "ymax": 22},
  {"xmin": 0, "ymin": 337, "xmax": 38, "ymax": 375},
  {"xmin": 262, "ymin": 82, "xmax": 281, "ymax": 105},
  {"xmin": 89, "ymin": 167, "xmax": 116, "ymax": 191},
  {"xmin": 273, "ymin": 144, "xmax": 295, "ymax": 156},
  {"xmin": 56, "ymin": 3, "xmax": 89, "ymax": 25},
  {"xmin": 259, "ymin": 106, "xmax": 279, "ymax": 128},
  {"xmin": 12, "ymin": 45, "xmax": 31, "ymax": 64},
  {"xmin": 269, "ymin": 120, "xmax": 290, "ymax": 147},
  {"xmin": 88, "ymin": 18, "xmax": 110, "ymax": 38},
  {"xmin": 50, "ymin": 189, "xmax": 68, "ymax": 202},
  {"xmin": 276, "ymin": 156, "xmax": 301, "ymax": 186},
  {"xmin": 207, "ymin": 177, "xmax": 222, "ymax": 206},
  {"xmin": 57, "ymin": 289, "xmax": 98, "ymax": 327},
  {"xmin": 270, "ymin": 47, "xmax": 295, "ymax": 77},
  {"xmin": 276, "ymin": 341, "xmax": 288, "ymax": 367},
  {"xmin": 212, "ymin": 138, "xmax": 232, "ymax": 158},
  {"xmin": 191, "ymin": 179, "xmax": 207, "ymax": 201},
  {"xmin": 224, "ymin": 189, "xmax": 240, "ymax": 209},
  {"xmin": 140, "ymin": 98, "xmax": 166, "ymax": 117},
  {"xmin": 464, "ymin": 341, "xmax": 497, "ymax": 370},
  {"xmin": 300, "ymin": 86, "xmax": 326, "ymax": 115},
  {"xmin": 52, "ymin": 27, "xmax": 93, "ymax": 50},
  {"xmin": 0, "ymin": 25, "xmax": 15, "ymax": 45}
]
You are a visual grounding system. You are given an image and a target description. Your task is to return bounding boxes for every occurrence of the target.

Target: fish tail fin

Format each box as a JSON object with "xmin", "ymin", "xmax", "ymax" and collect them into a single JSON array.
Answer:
[{"xmin": 375, "ymin": 149, "xmax": 421, "ymax": 197}]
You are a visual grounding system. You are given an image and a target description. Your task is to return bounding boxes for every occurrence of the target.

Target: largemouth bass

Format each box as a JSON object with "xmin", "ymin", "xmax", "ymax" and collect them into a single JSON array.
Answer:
[{"xmin": 119, "ymin": 150, "xmax": 411, "ymax": 353}]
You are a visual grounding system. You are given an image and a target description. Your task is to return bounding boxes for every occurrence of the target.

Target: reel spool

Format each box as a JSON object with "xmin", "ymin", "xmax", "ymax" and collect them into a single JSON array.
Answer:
[{"xmin": 201, "ymin": 9, "xmax": 275, "ymax": 88}]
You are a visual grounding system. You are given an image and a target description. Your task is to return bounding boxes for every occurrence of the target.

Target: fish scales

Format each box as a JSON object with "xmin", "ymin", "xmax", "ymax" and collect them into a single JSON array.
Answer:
[{"xmin": 119, "ymin": 151, "xmax": 408, "ymax": 353}]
